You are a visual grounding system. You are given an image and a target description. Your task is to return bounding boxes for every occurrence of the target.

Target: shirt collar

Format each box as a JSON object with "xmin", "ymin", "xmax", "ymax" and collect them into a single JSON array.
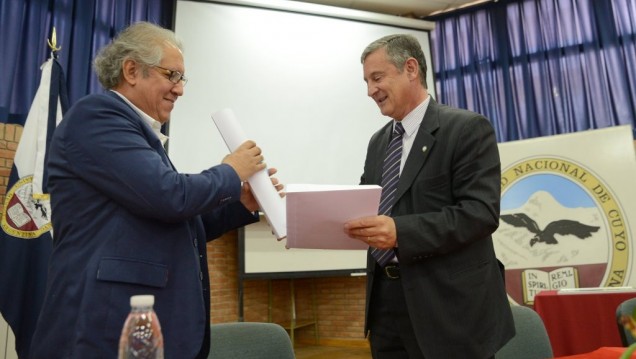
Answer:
[
  {"xmin": 394, "ymin": 95, "xmax": 431, "ymax": 137},
  {"xmin": 111, "ymin": 90, "xmax": 169, "ymax": 146}
]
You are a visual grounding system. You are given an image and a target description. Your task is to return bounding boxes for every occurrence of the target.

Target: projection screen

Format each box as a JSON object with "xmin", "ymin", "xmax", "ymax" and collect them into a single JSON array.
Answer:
[{"xmin": 172, "ymin": 0, "xmax": 435, "ymax": 277}]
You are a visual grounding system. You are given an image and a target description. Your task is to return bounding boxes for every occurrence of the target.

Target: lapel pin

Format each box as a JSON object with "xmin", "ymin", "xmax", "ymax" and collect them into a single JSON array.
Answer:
[{"xmin": 422, "ymin": 146, "xmax": 428, "ymax": 153}]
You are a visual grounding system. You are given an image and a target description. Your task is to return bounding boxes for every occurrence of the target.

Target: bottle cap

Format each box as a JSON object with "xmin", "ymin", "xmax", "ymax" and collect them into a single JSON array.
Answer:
[{"xmin": 130, "ymin": 295, "xmax": 155, "ymax": 307}]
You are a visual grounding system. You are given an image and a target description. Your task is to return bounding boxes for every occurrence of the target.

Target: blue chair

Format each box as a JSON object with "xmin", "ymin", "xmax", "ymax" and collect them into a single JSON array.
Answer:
[
  {"xmin": 208, "ymin": 322, "xmax": 295, "ymax": 359},
  {"xmin": 495, "ymin": 305, "xmax": 553, "ymax": 359}
]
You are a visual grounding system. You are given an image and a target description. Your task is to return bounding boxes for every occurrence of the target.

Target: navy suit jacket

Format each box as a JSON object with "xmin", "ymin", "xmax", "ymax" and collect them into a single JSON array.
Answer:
[
  {"xmin": 362, "ymin": 99, "xmax": 515, "ymax": 358},
  {"xmin": 30, "ymin": 91, "xmax": 257, "ymax": 358}
]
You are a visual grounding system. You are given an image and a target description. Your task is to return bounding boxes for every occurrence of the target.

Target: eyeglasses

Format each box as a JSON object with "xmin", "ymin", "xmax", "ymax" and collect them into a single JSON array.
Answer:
[{"xmin": 153, "ymin": 65, "xmax": 188, "ymax": 86}]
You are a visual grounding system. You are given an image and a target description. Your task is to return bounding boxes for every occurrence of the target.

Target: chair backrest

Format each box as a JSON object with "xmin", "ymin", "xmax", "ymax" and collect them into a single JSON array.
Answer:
[
  {"xmin": 616, "ymin": 297, "xmax": 636, "ymax": 346},
  {"xmin": 495, "ymin": 305, "xmax": 553, "ymax": 359},
  {"xmin": 208, "ymin": 322, "xmax": 294, "ymax": 359}
]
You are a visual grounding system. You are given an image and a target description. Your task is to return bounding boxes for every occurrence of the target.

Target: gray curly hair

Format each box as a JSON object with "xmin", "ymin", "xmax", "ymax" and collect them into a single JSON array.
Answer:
[
  {"xmin": 93, "ymin": 22, "xmax": 183, "ymax": 89},
  {"xmin": 361, "ymin": 34, "xmax": 427, "ymax": 89}
]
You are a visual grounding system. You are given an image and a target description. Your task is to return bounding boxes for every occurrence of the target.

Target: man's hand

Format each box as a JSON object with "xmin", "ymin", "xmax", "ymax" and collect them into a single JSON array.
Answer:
[
  {"xmin": 222, "ymin": 140, "xmax": 266, "ymax": 181},
  {"xmin": 344, "ymin": 215, "xmax": 397, "ymax": 249},
  {"xmin": 240, "ymin": 168, "xmax": 285, "ymax": 212}
]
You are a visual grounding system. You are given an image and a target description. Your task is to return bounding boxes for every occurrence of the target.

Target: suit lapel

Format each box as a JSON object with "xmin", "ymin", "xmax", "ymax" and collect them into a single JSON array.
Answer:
[
  {"xmin": 107, "ymin": 92, "xmax": 176, "ymax": 171},
  {"xmin": 155, "ymin": 141, "xmax": 176, "ymax": 170},
  {"xmin": 140, "ymin": 125, "xmax": 176, "ymax": 171},
  {"xmin": 395, "ymin": 100, "xmax": 440, "ymax": 201}
]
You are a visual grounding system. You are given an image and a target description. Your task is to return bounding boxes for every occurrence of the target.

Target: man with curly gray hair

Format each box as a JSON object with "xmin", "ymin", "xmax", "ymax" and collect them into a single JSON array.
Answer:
[{"xmin": 30, "ymin": 21, "xmax": 282, "ymax": 358}]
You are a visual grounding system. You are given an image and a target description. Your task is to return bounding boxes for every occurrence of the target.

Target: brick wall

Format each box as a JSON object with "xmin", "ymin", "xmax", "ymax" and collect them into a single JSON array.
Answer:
[
  {"xmin": 207, "ymin": 232, "xmax": 368, "ymax": 346},
  {"xmin": 0, "ymin": 124, "xmax": 22, "ymax": 205}
]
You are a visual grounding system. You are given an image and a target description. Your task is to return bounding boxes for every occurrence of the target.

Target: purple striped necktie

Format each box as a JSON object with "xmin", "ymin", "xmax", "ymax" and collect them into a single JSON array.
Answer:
[{"xmin": 371, "ymin": 121, "xmax": 404, "ymax": 267}]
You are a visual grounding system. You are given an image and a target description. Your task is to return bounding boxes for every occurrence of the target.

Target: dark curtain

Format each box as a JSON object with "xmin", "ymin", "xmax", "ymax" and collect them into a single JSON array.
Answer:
[
  {"xmin": 0, "ymin": 0, "xmax": 175, "ymax": 126},
  {"xmin": 427, "ymin": 0, "xmax": 636, "ymax": 142}
]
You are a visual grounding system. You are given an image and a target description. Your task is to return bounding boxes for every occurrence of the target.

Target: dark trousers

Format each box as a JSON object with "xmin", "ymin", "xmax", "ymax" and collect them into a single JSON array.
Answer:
[
  {"xmin": 368, "ymin": 265, "xmax": 496, "ymax": 359},
  {"xmin": 368, "ymin": 265, "xmax": 425, "ymax": 359}
]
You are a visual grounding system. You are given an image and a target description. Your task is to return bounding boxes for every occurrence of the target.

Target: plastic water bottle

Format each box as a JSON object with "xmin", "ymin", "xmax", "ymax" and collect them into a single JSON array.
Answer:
[{"xmin": 118, "ymin": 295, "xmax": 164, "ymax": 359}]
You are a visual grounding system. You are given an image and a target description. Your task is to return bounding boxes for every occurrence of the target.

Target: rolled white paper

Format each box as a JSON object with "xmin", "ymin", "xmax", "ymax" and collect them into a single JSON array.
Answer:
[{"xmin": 211, "ymin": 108, "xmax": 286, "ymax": 239}]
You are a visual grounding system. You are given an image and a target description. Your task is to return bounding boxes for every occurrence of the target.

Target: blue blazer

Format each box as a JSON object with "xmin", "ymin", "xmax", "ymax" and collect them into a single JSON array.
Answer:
[
  {"xmin": 362, "ymin": 99, "xmax": 515, "ymax": 358},
  {"xmin": 30, "ymin": 91, "xmax": 257, "ymax": 358}
]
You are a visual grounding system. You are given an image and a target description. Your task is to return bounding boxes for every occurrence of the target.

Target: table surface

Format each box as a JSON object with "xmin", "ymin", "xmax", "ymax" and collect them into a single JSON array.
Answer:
[
  {"xmin": 552, "ymin": 347, "xmax": 634, "ymax": 359},
  {"xmin": 534, "ymin": 290, "xmax": 636, "ymax": 357}
]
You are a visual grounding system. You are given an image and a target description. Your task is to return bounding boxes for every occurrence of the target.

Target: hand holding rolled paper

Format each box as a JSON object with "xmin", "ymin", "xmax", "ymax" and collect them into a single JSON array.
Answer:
[{"xmin": 212, "ymin": 109, "xmax": 287, "ymax": 239}]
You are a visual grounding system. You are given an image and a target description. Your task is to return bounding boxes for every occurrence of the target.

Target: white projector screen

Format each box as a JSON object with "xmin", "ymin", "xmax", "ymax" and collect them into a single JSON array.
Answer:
[{"xmin": 172, "ymin": 0, "xmax": 434, "ymax": 277}]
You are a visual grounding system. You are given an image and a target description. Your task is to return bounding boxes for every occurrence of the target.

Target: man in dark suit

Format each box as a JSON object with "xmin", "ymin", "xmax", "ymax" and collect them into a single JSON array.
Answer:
[
  {"xmin": 344, "ymin": 34, "xmax": 514, "ymax": 358},
  {"xmin": 30, "ymin": 22, "xmax": 281, "ymax": 358}
]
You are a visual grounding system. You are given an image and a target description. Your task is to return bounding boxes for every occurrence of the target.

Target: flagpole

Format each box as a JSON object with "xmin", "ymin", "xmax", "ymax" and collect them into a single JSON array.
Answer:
[{"xmin": 0, "ymin": 25, "xmax": 69, "ymax": 358}]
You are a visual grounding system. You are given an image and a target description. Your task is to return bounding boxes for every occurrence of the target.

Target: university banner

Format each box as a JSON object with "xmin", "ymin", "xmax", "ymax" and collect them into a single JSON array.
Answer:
[
  {"xmin": 493, "ymin": 125, "xmax": 636, "ymax": 306},
  {"xmin": 0, "ymin": 58, "xmax": 69, "ymax": 358}
]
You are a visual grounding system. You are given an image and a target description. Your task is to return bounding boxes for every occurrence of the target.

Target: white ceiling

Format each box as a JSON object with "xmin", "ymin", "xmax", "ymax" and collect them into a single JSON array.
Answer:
[{"xmin": 291, "ymin": 0, "xmax": 491, "ymax": 18}]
